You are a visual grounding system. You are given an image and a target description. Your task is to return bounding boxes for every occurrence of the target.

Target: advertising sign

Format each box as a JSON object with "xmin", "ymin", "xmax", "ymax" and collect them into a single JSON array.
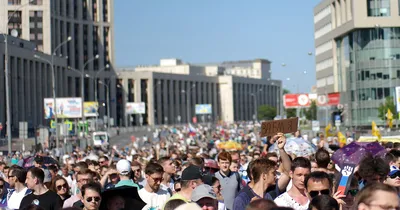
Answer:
[
  {"xmin": 126, "ymin": 102, "xmax": 146, "ymax": 114},
  {"xmin": 195, "ymin": 104, "xmax": 212, "ymax": 114},
  {"xmin": 396, "ymin": 87, "xmax": 400, "ymax": 112},
  {"xmin": 283, "ymin": 93, "xmax": 340, "ymax": 108},
  {"xmin": 84, "ymin": 102, "xmax": 98, "ymax": 117},
  {"xmin": 44, "ymin": 98, "xmax": 82, "ymax": 119}
]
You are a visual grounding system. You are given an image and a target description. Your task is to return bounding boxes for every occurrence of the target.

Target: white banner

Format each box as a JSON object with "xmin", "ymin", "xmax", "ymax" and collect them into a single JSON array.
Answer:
[
  {"xmin": 396, "ymin": 87, "xmax": 400, "ymax": 112},
  {"xmin": 126, "ymin": 102, "xmax": 146, "ymax": 114},
  {"xmin": 44, "ymin": 98, "xmax": 83, "ymax": 119}
]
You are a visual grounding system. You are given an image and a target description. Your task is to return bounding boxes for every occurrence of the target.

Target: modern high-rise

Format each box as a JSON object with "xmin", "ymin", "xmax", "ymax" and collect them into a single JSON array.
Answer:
[
  {"xmin": 0, "ymin": 0, "xmax": 117, "ymax": 131},
  {"xmin": 314, "ymin": 0, "xmax": 400, "ymax": 127}
]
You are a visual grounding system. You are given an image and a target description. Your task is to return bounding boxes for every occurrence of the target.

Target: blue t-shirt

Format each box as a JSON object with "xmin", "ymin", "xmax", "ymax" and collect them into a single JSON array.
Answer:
[{"xmin": 233, "ymin": 184, "xmax": 280, "ymax": 210}]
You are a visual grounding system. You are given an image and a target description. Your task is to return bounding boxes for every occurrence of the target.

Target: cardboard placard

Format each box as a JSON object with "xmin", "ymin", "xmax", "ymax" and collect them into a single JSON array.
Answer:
[
  {"xmin": 260, "ymin": 117, "xmax": 299, "ymax": 137},
  {"xmin": 336, "ymin": 163, "xmax": 356, "ymax": 196}
]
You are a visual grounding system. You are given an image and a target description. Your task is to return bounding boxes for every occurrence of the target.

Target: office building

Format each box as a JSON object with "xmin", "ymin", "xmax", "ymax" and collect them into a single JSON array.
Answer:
[
  {"xmin": 117, "ymin": 59, "xmax": 282, "ymax": 126},
  {"xmin": 314, "ymin": 0, "xmax": 400, "ymax": 127},
  {"xmin": 0, "ymin": 0, "xmax": 117, "ymax": 131}
]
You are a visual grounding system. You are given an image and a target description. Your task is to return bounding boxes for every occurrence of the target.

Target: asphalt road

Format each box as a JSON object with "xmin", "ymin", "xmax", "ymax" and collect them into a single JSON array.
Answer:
[{"xmin": 109, "ymin": 127, "xmax": 154, "ymax": 148}]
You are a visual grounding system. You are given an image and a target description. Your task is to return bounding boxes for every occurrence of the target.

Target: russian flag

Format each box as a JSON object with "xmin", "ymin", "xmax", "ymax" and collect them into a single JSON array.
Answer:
[{"xmin": 188, "ymin": 124, "xmax": 196, "ymax": 136}]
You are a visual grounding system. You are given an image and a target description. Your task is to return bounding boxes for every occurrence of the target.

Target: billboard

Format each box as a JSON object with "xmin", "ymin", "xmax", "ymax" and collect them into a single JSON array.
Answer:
[
  {"xmin": 283, "ymin": 93, "xmax": 340, "ymax": 108},
  {"xmin": 126, "ymin": 102, "xmax": 146, "ymax": 114},
  {"xmin": 195, "ymin": 104, "xmax": 212, "ymax": 114},
  {"xmin": 44, "ymin": 98, "xmax": 82, "ymax": 119},
  {"xmin": 84, "ymin": 102, "xmax": 98, "ymax": 117}
]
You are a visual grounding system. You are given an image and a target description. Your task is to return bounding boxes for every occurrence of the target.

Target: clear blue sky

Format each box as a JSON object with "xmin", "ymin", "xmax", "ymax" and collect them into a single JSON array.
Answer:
[{"xmin": 114, "ymin": 0, "xmax": 318, "ymax": 93}]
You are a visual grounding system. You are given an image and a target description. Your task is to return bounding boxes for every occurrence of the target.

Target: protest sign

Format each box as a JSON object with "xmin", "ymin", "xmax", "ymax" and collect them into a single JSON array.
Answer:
[
  {"xmin": 260, "ymin": 117, "xmax": 299, "ymax": 137},
  {"xmin": 336, "ymin": 163, "xmax": 356, "ymax": 196}
]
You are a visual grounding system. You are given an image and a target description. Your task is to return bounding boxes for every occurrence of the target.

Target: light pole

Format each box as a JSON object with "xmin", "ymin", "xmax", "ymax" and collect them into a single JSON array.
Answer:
[
  {"xmin": 81, "ymin": 54, "xmax": 99, "ymax": 130},
  {"xmin": 98, "ymin": 81, "xmax": 110, "ymax": 127},
  {"xmin": 3, "ymin": 0, "xmax": 35, "ymax": 154},
  {"xmin": 181, "ymin": 84, "xmax": 196, "ymax": 124},
  {"xmin": 34, "ymin": 36, "xmax": 72, "ymax": 150},
  {"xmin": 92, "ymin": 64, "xmax": 109, "ymax": 130},
  {"xmin": 250, "ymin": 88, "xmax": 263, "ymax": 121}
]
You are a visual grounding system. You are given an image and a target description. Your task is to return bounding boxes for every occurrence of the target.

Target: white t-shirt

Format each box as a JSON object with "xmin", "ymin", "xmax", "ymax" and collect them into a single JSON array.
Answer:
[
  {"xmin": 62, "ymin": 175, "xmax": 73, "ymax": 188},
  {"xmin": 138, "ymin": 188, "xmax": 171, "ymax": 210},
  {"xmin": 274, "ymin": 192, "xmax": 309, "ymax": 210},
  {"xmin": 7, "ymin": 187, "xmax": 29, "ymax": 210}
]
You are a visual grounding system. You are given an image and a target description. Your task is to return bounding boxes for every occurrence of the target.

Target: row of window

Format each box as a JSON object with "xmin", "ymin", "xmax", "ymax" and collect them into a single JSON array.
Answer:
[
  {"xmin": 315, "ymin": 41, "xmax": 333, "ymax": 56},
  {"xmin": 314, "ymin": 5, "xmax": 331, "ymax": 23},
  {"xmin": 316, "ymin": 75, "xmax": 334, "ymax": 88},
  {"xmin": 315, "ymin": 23, "xmax": 332, "ymax": 39},
  {"xmin": 368, "ymin": 0, "xmax": 391, "ymax": 16},
  {"xmin": 351, "ymin": 87, "xmax": 392, "ymax": 101},
  {"xmin": 316, "ymin": 58, "xmax": 333, "ymax": 71}
]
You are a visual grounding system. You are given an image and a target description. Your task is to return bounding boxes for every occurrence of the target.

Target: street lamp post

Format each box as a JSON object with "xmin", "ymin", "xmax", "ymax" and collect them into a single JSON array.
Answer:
[
  {"xmin": 81, "ymin": 55, "xmax": 99, "ymax": 132},
  {"xmin": 93, "ymin": 64, "xmax": 109, "ymax": 130},
  {"xmin": 34, "ymin": 36, "xmax": 71, "ymax": 150},
  {"xmin": 3, "ymin": 0, "xmax": 35, "ymax": 154},
  {"xmin": 250, "ymin": 89, "xmax": 263, "ymax": 121},
  {"xmin": 98, "ymin": 81, "xmax": 110, "ymax": 127},
  {"xmin": 182, "ymin": 84, "xmax": 196, "ymax": 124}
]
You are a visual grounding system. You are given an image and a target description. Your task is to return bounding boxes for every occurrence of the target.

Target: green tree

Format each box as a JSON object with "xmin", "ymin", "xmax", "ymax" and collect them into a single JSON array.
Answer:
[
  {"xmin": 258, "ymin": 105, "xmax": 277, "ymax": 120},
  {"xmin": 378, "ymin": 96, "xmax": 397, "ymax": 120},
  {"xmin": 305, "ymin": 101, "xmax": 317, "ymax": 120}
]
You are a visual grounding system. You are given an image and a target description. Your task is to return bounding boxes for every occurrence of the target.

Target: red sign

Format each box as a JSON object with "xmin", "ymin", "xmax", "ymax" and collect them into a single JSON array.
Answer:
[
  {"xmin": 284, "ymin": 93, "xmax": 340, "ymax": 108},
  {"xmin": 283, "ymin": 94, "xmax": 312, "ymax": 108}
]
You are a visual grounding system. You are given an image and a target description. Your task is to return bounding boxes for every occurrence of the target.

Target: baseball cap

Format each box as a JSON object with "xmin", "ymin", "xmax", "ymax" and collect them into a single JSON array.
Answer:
[
  {"xmin": 116, "ymin": 159, "xmax": 131, "ymax": 175},
  {"xmin": 191, "ymin": 184, "xmax": 217, "ymax": 202},
  {"xmin": 181, "ymin": 165, "xmax": 203, "ymax": 181}
]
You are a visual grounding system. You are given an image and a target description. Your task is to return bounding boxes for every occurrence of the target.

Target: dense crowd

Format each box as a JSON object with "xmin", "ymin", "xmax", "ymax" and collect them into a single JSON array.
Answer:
[{"xmin": 0, "ymin": 123, "xmax": 399, "ymax": 210}]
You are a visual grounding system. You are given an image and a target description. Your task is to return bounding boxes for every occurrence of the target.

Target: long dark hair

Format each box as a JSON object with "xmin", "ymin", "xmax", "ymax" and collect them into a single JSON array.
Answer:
[{"xmin": 50, "ymin": 175, "xmax": 70, "ymax": 197}]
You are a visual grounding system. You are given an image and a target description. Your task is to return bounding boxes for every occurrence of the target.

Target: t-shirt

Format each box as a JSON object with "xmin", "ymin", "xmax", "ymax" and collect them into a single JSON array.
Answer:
[
  {"xmin": 7, "ymin": 187, "xmax": 29, "ymax": 210},
  {"xmin": 20, "ymin": 190, "xmax": 62, "ymax": 210},
  {"xmin": 138, "ymin": 188, "xmax": 171, "ymax": 210},
  {"xmin": 233, "ymin": 185, "xmax": 274, "ymax": 210},
  {"xmin": 63, "ymin": 195, "xmax": 80, "ymax": 208},
  {"xmin": 115, "ymin": 179, "xmax": 140, "ymax": 189},
  {"xmin": 215, "ymin": 171, "xmax": 242, "ymax": 210},
  {"xmin": 274, "ymin": 192, "xmax": 309, "ymax": 210}
]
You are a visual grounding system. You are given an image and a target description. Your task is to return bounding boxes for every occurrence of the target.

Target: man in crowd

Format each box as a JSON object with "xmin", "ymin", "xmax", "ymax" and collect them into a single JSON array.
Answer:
[
  {"xmin": 139, "ymin": 162, "xmax": 170, "ymax": 210},
  {"xmin": 191, "ymin": 184, "xmax": 218, "ymax": 210},
  {"xmin": 98, "ymin": 156, "xmax": 110, "ymax": 167},
  {"xmin": 233, "ymin": 158, "xmax": 277, "ymax": 210},
  {"xmin": 132, "ymin": 161, "xmax": 146, "ymax": 187},
  {"xmin": 20, "ymin": 167, "xmax": 62, "ymax": 210},
  {"xmin": 274, "ymin": 157, "xmax": 311, "ymax": 210},
  {"xmin": 358, "ymin": 156, "xmax": 389, "ymax": 189},
  {"xmin": 158, "ymin": 157, "xmax": 177, "ymax": 193},
  {"xmin": 313, "ymin": 149, "xmax": 333, "ymax": 173},
  {"xmin": 81, "ymin": 182, "xmax": 102, "ymax": 210},
  {"xmin": 63, "ymin": 168, "xmax": 93, "ymax": 208},
  {"xmin": 385, "ymin": 149, "xmax": 400, "ymax": 169},
  {"xmin": 304, "ymin": 171, "xmax": 333, "ymax": 200},
  {"xmin": 215, "ymin": 151, "xmax": 242, "ymax": 210},
  {"xmin": 7, "ymin": 166, "xmax": 30, "ymax": 210},
  {"xmin": 167, "ymin": 165, "xmax": 203, "ymax": 203},
  {"xmin": 71, "ymin": 162, "xmax": 89, "ymax": 196},
  {"xmin": 115, "ymin": 159, "xmax": 140, "ymax": 188}
]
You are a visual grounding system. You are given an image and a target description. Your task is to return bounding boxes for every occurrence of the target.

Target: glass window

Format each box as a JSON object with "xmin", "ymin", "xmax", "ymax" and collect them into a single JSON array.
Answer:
[
  {"xmin": 37, "ymin": 11, "xmax": 43, "ymax": 17},
  {"xmin": 368, "ymin": 0, "xmax": 390, "ymax": 17}
]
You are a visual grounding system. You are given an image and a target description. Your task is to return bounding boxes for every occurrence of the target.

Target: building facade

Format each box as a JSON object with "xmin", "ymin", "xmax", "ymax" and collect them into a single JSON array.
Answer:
[
  {"xmin": 117, "ymin": 59, "xmax": 282, "ymax": 126},
  {"xmin": 314, "ymin": 0, "xmax": 400, "ymax": 127},
  {"xmin": 0, "ymin": 0, "xmax": 117, "ymax": 131}
]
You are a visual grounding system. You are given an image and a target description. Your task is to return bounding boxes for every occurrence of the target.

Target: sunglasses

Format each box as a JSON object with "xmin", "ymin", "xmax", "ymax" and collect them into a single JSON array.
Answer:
[
  {"xmin": 56, "ymin": 184, "xmax": 68, "ymax": 191},
  {"xmin": 389, "ymin": 171, "xmax": 400, "ymax": 179},
  {"xmin": 347, "ymin": 189, "xmax": 359, "ymax": 196},
  {"xmin": 175, "ymin": 188, "xmax": 181, "ymax": 192},
  {"xmin": 86, "ymin": 196, "xmax": 101, "ymax": 202},
  {"xmin": 309, "ymin": 189, "xmax": 330, "ymax": 198}
]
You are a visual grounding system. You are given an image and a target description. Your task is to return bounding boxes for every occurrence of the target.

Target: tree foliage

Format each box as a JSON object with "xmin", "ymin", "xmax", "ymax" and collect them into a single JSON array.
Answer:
[
  {"xmin": 258, "ymin": 105, "xmax": 277, "ymax": 120},
  {"xmin": 378, "ymin": 96, "xmax": 397, "ymax": 120},
  {"xmin": 304, "ymin": 101, "xmax": 317, "ymax": 120}
]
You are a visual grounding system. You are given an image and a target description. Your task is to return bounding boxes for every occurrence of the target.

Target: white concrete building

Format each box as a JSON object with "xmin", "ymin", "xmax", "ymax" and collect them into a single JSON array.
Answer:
[{"xmin": 117, "ymin": 59, "xmax": 282, "ymax": 126}]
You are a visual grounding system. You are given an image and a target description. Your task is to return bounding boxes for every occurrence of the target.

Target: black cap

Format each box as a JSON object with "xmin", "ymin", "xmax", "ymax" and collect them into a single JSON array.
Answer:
[
  {"xmin": 182, "ymin": 165, "xmax": 203, "ymax": 181},
  {"xmin": 34, "ymin": 156, "xmax": 43, "ymax": 165}
]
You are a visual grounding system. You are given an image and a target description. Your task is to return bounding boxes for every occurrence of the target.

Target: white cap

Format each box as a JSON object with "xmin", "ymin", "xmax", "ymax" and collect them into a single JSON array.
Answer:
[{"xmin": 116, "ymin": 159, "xmax": 131, "ymax": 175}]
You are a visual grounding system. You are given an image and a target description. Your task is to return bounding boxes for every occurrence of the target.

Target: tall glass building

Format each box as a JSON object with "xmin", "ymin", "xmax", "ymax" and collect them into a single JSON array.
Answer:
[{"xmin": 314, "ymin": 0, "xmax": 400, "ymax": 127}]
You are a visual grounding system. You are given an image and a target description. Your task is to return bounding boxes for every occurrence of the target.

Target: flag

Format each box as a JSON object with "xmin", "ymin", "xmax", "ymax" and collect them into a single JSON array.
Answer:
[
  {"xmin": 325, "ymin": 123, "xmax": 332, "ymax": 137},
  {"xmin": 386, "ymin": 109, "xmax": 393, "ymax": 128},
  {"xmin": 338, "ymin": 131, "xmax": 346, "ymax": 145},
  {"xmin": 371, "ymin": 121, "xmax": 381, "ymax": 140}
]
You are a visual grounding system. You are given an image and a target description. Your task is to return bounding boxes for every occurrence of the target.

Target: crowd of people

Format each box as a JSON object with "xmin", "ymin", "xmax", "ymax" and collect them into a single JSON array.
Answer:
[{"xmin": 0, "ymin": 123, "xmax": 398, "ymax": 210}]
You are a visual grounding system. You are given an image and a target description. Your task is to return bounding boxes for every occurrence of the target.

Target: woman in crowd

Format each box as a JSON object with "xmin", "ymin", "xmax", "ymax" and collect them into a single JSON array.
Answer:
[
  {"xmin": 212, "ymin": 176, "xmax": 226, "ymax": 210},
  {"xmin": 50, "ymin": 176, "xmax": 71, "ymax": 205}
]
